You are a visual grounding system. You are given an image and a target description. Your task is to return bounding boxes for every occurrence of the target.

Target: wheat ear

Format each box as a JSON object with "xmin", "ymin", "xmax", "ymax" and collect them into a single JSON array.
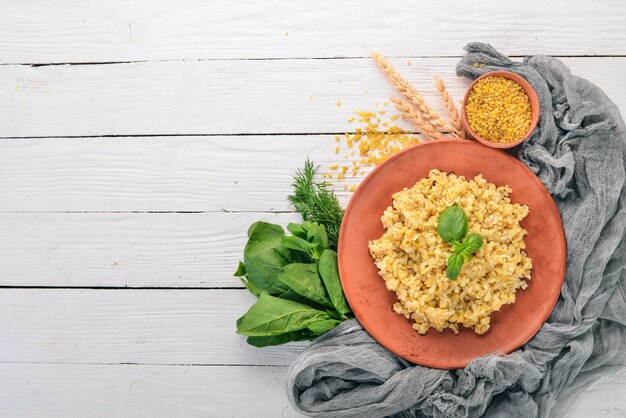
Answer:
[
  {"xmin": 434, "ymin": 76, "xmax": 466, "ymax": 139},
  {"xmin": 372, "ymin": 52, "xmax": 446, "ymax": 131},
  {"xmin": 390, "ymin": 96, "xmax": 442, "ymax": 141}
]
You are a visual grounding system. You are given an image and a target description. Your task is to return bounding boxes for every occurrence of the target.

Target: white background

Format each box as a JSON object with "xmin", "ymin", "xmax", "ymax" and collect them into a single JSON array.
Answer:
[{"xmin": 0, "ymin": 1, "xmax": 625, "ymax": 416}]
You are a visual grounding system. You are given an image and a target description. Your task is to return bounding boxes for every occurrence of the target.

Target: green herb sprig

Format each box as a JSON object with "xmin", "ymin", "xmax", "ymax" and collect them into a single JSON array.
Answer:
[
  {"xmin": 288, "ymin": 160, "xmax": 344, "ymax": 250},
  {"xmin": 235, "ymin": 160, "xmax": 350, "ymax": 347},
  {"xmin": 235, "ymin": 221, "xmax": 352, "ymax": 347},
  {"xmin": 437, "ymin": 205, "xmax": 483, "ymax": 280}
]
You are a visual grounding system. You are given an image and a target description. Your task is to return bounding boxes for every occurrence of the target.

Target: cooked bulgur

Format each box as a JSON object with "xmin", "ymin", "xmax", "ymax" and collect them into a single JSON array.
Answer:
[{"xmin": 368, "ymin": 169, "xmax": 532, "ymax": 335}]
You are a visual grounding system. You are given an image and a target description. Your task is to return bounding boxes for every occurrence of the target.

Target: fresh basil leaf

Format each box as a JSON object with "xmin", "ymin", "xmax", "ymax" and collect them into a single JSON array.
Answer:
[
  {"xmin": 243, "ymin": 222, "xmax": 294, "ymax": 295},
  {"xmin": 234, "ymin": 261, "xmax": 247, "ymax": 277},
  {"xmin": 457, "ymin": 233, "xmax": 484, "ymax": 259},
  {"xmin": 437, "ymin": 205, "xmax": 469, "ymax": 243},
  {"xmin": 306, "ymin": 319, "xmax": 341, "ymax": 336},
  {"xmin": 279, "ymin": 263, "xmax": 334, "ymax": 309},
  {"xmin": 281, "ymin": 236, "xmax": 322, "ymax": 260},
  {"xmin": 236, "ymin": 293, "xmax": 329, "ymax": 336},
  {"xmin": 246, "ymin": 330, "xmax": 315, "ymax": 347},
  {"xmin": 447, "ymin": 252, "xmax": 465, "ymax": 280},
  {"xmin": 318, "ymin": 249, "xmax": 352, "ymax": 317}
]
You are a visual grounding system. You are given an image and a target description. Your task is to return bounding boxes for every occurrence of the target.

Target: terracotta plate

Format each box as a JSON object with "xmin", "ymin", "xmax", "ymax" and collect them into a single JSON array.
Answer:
[{"xmin": 338, "ymin": 139, "xmax": 566, "ymax": 369}]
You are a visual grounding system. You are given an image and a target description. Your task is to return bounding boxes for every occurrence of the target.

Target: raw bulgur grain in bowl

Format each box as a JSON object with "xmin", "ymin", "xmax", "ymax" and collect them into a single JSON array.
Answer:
[
  {"xmin": 461, "ymin": 71, "xmax": 540, "ymax": 149},
  {"xmin": 368, "ymin": 169, "xmax": 532, "ymax": 335}
]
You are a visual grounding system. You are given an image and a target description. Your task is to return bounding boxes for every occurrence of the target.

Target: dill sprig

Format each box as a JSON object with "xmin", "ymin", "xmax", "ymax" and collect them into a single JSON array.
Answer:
[{"xmin": 288, "ymin": 160, "xmax": 344, "ymax": 250}]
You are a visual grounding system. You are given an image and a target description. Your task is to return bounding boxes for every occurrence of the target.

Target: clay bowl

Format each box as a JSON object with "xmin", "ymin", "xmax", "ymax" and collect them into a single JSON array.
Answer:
[
  {"xmin": 461, "ymin": 71, "xmax": 540, "ymax": 149},
  {"xmin": 338, "ymin": 139, "xmax": 565, "ymax": 369}
]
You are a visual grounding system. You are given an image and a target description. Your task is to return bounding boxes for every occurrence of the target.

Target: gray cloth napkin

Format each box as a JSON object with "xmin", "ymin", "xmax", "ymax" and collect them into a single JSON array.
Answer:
[{"xmin": 286, "ymin": 43, "xmax": 626, "ymax": 418}]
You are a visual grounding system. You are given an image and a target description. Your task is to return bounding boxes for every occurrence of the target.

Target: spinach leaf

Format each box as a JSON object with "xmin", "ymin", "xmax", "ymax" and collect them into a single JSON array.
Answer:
[
  {"xmin": 276, "ymin": 288, "xmax": 335, "ymax": 314},
  {"xmin": 240, "ymin": 278, "xmax": 262, "ymax": 297},
  {"xmin": 234, "ymin": 261, "xmax": 265, "ymax": 297},
  {"xmin": 279, "ymin": 263, "xmax": 334, "ymax": 309},
  {"xmin": 236, "ymin": 293, "xmax": 330, "ymax": 337},
  {"xmin": 234, "ymin": 261, "xmax": 246, "ymax": 277},
  {"xmin": 281, "ymin": 236, "xmax": 323, "ymax": 260},
  {"xmin": 287, "ymin": 223, "xmax": 308, "ymax": 239},
  {"xmin": 281, "ymin": 222, "xmax": 330, "ymax": 260},
  {"xmin": 246, "ymin": 330, "xmax": 314, "ymax": 347},
  {"xmin": 447, "ymin": 252, "xmax": 465, "ymax": 280},
  {"xmin": 318, "ymin": 249, "xmax": 352, "ymax": 317},
  {"xmin": 437, "ymin": 205, "xmax": 468, "ymax": 243},
  {"xmin": 306, "ymin": 319, "xmax": 341, "ymax": 336},
  {"xmin": 304, "ymin": 221, "xmax": 329, "ymax": 251},
  {"xmin": 243, "ymin": 222, "xmax": 294, "ymax": 295}
]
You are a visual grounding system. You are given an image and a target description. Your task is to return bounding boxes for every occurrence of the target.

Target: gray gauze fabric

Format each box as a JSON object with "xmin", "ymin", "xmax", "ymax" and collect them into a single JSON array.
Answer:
[{"xmin": 287, "ymin": 43, "xmax": 626, "ymax": 418}]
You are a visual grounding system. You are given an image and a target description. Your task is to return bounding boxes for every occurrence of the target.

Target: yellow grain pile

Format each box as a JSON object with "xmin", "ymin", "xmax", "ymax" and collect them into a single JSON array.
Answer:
[
  {"xmin": 326, "ymin": 107, "xmax": 419, "ymax": 190},
  {"xmin": 465, "ymin": 76, "xmax": 532, "ymax": 143}
]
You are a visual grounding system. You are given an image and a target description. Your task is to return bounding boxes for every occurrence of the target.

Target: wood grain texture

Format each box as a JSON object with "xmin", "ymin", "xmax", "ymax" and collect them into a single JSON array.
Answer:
[
  {"xmin": 0, "ymin": 136, "xmax": 357, "ymax": 213},
  {"xmin": 0, "ymin": 0, "xmax": 625, "ymax": 63},
  {"xmin": 1, "ymin": 1, "xmax": 624, "ymax": 415},
  {"xmin": 1, "ymin": 362, "xmax": 623, "ymax": 418},
  {"xmin": 0, "ymin": 212, "xmax": 299, "ymax": 287},
  {"xmin": 0, "ymin": 363, "xmax": 304, "ymax": 418},
  {"xmin": 554, "ymin": 366, "xmax": 626, "ymax": 418},
  {"xmin": 0, "ymin": 288, "xmax": 306, "ymax": 365},
  {"xmin": 1, "ymin": 57, "xmax": 624, "ymax": 137}
]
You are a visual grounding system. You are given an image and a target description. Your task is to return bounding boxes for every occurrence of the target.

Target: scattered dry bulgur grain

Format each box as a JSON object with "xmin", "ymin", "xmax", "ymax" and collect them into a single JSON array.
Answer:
[
  {"xmin": 465, "ymin": 76, "xmax": 531, "ymax": 143},
  {"xmin": 335, "ymin": 146, "xmax": 340, "ymax": 154},
  {"xmin": 327, "ymin": 107, "xmax": 419, "ymax": 186},
  {"xmin": 337, "ymin": 101, "xmax": 341, "ymax": 107}
]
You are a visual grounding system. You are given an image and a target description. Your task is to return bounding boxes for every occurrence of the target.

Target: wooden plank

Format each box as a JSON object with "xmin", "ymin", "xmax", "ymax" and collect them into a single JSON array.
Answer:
[
  {"xmin": 0, "ymin": 363, "xmax": 623, "ymax": 417},
  {"xmin": 555, "ymin": 367, "xmax": 626, "ymax": 418},
  {"xmin": 0, "ymin": 289, "xmax": 307, "ymax": 365},
  {"xmin": 1, "ymin": 57, "xmax": 624, "ymax": 137},
  {"xmin": 0, "ymin": 363, "xmax": 304, "ymax": 417},
  {"xmin": 0, "ymin": 0, "xmax": 625, "ymax": 63},
  {"xmin": 0, "ymin": 212, "xmax": 299, "ymax": 288},
  {"xmin": 0, "ymin": 136, "xmax": 359, "ymax": 213},
  {"xmin": 0, "ymin": 135, "xmax": 355, "ymax": 212}
]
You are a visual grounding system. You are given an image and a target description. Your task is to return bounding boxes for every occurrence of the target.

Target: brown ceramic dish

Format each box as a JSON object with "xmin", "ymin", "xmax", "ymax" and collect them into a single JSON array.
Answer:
[
  {"xmin": 338, "ymin": 140, "xmax": 566, "ymax": 369},
  {"xmin": 461, "ymin": 71, "xmax": 540, "ymax": 149}
]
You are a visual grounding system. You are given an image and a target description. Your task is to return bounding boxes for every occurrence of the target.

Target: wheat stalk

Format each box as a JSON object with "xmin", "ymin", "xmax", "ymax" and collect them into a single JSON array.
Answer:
[
  {"xmin": 390, "ymin": 96, "xmax": 442, "ymax": 141},
  {"xmin": 434, "ymin": 76, "xmax": 466, "ymax": 139},
  {"xmin": 372, "ymin": 52, "xmax": 446, "ymax": 131}
]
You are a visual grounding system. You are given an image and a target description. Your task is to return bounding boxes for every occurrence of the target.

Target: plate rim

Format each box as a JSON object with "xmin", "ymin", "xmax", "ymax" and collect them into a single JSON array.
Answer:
[{"xmin": 338, "ymin": 139, "xmax": 567, "ymax": 369}]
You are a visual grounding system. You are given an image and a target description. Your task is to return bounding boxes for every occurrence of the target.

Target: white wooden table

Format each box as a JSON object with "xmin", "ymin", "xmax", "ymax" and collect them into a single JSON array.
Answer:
[{"xmin": 1, "ymin": 1, "xmax": 625, "ymax": 416}]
